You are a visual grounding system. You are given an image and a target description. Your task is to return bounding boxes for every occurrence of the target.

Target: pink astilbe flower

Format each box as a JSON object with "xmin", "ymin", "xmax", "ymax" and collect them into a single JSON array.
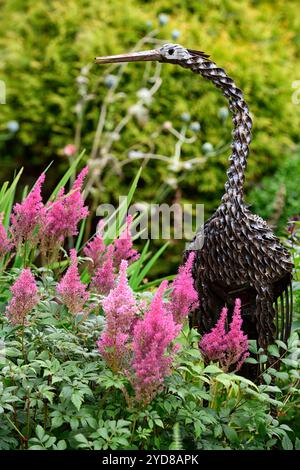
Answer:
[
  {"xmin": 167, "ymin": 251, "xmax": 199, "ymax": 323},
  {"xmin": 199, "ymin": 298, "xmax": 249, "ymax": 372},
  {"xmin": 113, "ymin": 215, "xmax": 139, "ymax": 268},
  {"xmin": 41, "ymin": 167, "xmax": 89, "ymax": 257},
  {"xmin": 98, "ymin": 331, "xmax": 129, "ymax": 372},
  {"xmin": 199, "ymin": 306, "xmax": 227, "ymax": 362},
  {"xmin": 6, "ymin": 268, "xmax": 38, "ymax": 325},
  {"xmin": 225, "ymin": 299, "xmax": 250, "ymax": 371},
  {"xmin": 0, "ymin": 213, "xmax": 13, "ymax": 257},
  {"xmin": 83, "ymin": 221, "xmax": 106, "ymax": 273},
  {"xmin": 131, "ymin": 281, "xmax": 181, "ymax": 404},
  {"xmin": 97, "ymin": 260, "xmax": 138, "ymax": 371},
  {"xmin": 91, "ymin": 245, "xmax": 115, "ymax": 295},
  {"xmin": 10, "ymin": 173, "xmax": 45, "ymax": 247},
  {"xmin": 101, "ymin": 260, "xmax": 138, "ymax": 335},
  {"xmin": 57, "ymin": 249, "xmax": 89, "ymax": 314},
  {"xmin": 72, "ymin": 166, "xmax": 89, "ymax": 192}
]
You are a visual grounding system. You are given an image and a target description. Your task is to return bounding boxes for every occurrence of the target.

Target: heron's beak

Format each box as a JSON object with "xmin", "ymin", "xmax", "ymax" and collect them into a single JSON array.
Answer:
[{"xmin": 95, "ymin": 49, "xmax": 161, "ymax": 64}]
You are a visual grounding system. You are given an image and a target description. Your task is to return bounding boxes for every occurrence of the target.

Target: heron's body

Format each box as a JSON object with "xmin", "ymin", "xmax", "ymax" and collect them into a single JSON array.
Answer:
[{"xmin": 95, "ymin": 44, "xmax": 294, "ymax": 369}]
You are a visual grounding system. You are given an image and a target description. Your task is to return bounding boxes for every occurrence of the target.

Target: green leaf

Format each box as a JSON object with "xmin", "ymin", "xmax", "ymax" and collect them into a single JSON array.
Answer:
[
  {"xmin": 71, "ymin": 392, "xmax": 83, "ymax": 411},
  {"xmin": 154, "ymin": 419, "xmax": 164, "ymax": 428},
  {"xmin": 282, "ymin": 433, "xmax": 293, "ymax": 450},
  {"xmin": 76, "ymin": 217, "xmax": 87, "ymax": 252},
  {"xmin": 56, "ymin": 440, "xmax": 67, "ymax": 450},
  {"xmin": 75, "ymin": 434, "xmax": 89, "ymax": 446},
  {"xmin": 259, "ymin": 354, "xmax": 268, "ymax": 363},
  {"xmin": 0, "ymin": 168, "xmax": 23, "ymax": 228},
  {"xmin": 35, "ymin": 425, "xmax": 45, "ymax": 442},
  {"xmin": 267, "ymin": 344, "xmax": 280, "ymax": 357},
  {"xmin": 295, "ymin": 437, "xmax": 300, "ymax": 450},
  {"xmin": 263, "ymin": 373, "xmax": 272, "ymax": 385},
  {"xmin": 245, "ymin": 357, "xmax": 258, "ymax": 364},
  {"xmin": 223, "ymin": 425, "xmax": 239, "ymax": 444},
  {"xmin": 203, "ymin": 365, "xmax": 222, "ymax": 374},
  {"xmin": 129, "ymin": 240, "xmax": 150, "ymax": 289},
  {"xmin": 215, "ymin": 374, "xmax": 232, "ymax": 388}
]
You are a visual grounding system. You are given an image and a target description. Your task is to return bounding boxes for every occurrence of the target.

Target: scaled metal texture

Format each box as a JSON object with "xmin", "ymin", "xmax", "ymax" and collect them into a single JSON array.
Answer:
[{"xmin": 181, "ymin": 49, "xmax": 293, "ymax": 360}]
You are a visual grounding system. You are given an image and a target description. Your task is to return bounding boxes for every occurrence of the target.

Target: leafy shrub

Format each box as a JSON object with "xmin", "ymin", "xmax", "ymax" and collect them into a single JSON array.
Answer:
[
  {"xmin": 1, "ymin": 0, "xmax": 300, "ymax": 217},
  {"xmin": 0, "ymin": 165, "xmax": 299, "ymax": 450},
  {"xmin": 249, "ymin": 149, "xmax": 300, "ymax": 233},
  {"xmin": 0, "ymin": 308, "xmax": 299, "ymax": 450}
]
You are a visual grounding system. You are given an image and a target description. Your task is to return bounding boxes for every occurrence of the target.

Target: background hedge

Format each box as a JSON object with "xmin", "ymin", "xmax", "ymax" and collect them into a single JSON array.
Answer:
[{"xmin": 1, "ymin": 0, "xmax": 300, "ymax": 273}]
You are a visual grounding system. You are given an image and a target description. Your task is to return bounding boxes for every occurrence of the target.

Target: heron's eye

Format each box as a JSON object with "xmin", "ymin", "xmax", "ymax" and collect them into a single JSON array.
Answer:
[{"xmin": 168, "ymin": 48, "xmax": 175, "ymax": 55}]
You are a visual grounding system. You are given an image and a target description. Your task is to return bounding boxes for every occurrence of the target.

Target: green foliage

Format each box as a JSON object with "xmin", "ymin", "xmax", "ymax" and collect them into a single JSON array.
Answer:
[
  {"xmin": 0, "ymin": 295, "xmax": 299, "ymax": 450},
  {"xmin": 249, "ymin": 149, "xmax": 300, "ymax": 233},
  {"xmin": 1, "ymin": 0, "xmax": 299, "ymax": 216}
]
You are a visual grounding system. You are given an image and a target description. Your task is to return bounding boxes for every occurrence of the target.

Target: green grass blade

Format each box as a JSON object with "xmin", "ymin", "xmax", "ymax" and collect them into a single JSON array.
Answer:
[
  {"xmin": 134, "ymin": 241, "xmax": 169, "ymax": 289},
  {"xmin": 104, "ymin": 166, "xmax": 142, "ymax": 241},
  {"xmin": 0, "ymin": 181, "xmax": 9, "ymax": 201},
  {"xmin": 129, "ymin": 240, "xmax": 150, "ymax": 290},
  {"xmin": 0, "ymin": 168, "xmax": 23, "ymax": 228},
  {"xmin": 137, "ymin": 274, "xmax": 175, "ymax": 291},
  {"xmin": 21, "ymin": 185, "xmax": 29, "ymax": 202},
  {"xmin": 75, "ymin": 218, "xmax": 87, "ymax": 252}
]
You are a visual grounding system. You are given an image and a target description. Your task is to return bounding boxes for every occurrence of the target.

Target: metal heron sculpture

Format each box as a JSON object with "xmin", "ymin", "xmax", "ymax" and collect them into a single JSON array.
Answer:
[{"xmin": 95, "ymin": 44, "xmax": 293, "ymax": 365}]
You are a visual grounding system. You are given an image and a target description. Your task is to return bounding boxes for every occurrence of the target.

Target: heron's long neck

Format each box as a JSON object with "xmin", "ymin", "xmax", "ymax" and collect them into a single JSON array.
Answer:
[{"xmin": 184, "ymin": 56, "xmax": 252, "ymax": 203}]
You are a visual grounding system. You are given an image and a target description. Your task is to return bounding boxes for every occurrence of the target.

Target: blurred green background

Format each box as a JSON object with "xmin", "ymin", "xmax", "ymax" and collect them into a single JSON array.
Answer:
[{"xmin": 1, "ymin": 0, "xmax": 300, "ymax": 275}]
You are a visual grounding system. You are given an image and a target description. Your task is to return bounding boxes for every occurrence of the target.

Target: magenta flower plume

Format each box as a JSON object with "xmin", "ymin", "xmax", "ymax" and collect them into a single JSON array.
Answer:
[
  {"xmin": 83, "ymin": 221, "xmax": 106, "ymax": 273},
  {"xmin": 131, "ymin": 281, "xmax": 181, "ymax": 404},
  {"xmin": 57, "ymin": 249, "xmax": 89, "ymax": 315},
  {"xmin": 97, "ymin": 260, "xmax": 138, "ymax": 371},
  {"xmin": 167, "ymin": 251, "xmax": 199, "ymax": 323},
  {"xmin": 225, "ymin": 299, "xmax": 250, "ymax": 371},
  {"xmin": 113, "ymin": 215, "xmax": 139, "ymax": 268},
  {"xmin": 0, "ymin": 213, "xmax": 13, "ymax": 257},
  {"xmin": 6, "ymin": 268, "xmax": 38, "ymax": 325},
  {"xmin": 41, "ymin": 167, "xmax": 89, "ymax": 257},
  {"xmin": 101, "ymin": 260, "xmax": 138, "ymax": 335},
  {"xmin": 72, "ymin": 166, "xmax": 89, "ymax": 191},
  {"xmin": 199, "ymin": 306, "xmax": 227, "ymax": 363},
  {"xmin": 199, "ymin": 299, "xmax": 249, "ymax": 372},
  {"xmin": 91, "ymin": 245, "xmax": 115, "ymax": 295},
  {"xmin": 10, "ymin": 173, "xmax": 45, "ymax": 247}
]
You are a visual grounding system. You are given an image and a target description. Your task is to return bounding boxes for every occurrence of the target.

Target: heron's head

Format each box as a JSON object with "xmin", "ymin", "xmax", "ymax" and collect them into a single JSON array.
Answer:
[{"xmin": 95, "ymin": 43, "xmax": 192, "ymax": 65}]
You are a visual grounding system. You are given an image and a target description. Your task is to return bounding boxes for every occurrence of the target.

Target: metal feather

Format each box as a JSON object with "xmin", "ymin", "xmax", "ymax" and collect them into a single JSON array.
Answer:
[{"xmin": 181, "ymin": 51, "xmax": 293, "ymax": 377}]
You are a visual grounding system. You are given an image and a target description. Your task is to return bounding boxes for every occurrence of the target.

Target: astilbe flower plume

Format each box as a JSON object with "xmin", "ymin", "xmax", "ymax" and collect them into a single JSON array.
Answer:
[
  {"xmin": 131, "ymin": 281, "xmax": 181, "ymax": 404},
  {"xmin": 83, "ymin": 220, "xmax": 106, "ymax": 273},
  {"xmin": 6, "ymin": 268, "xmax": 39, "ymax": 325},
  {"xmin": 10, "ymin": 173, "xmax": 45, "ymax": 247},
  {"xmin": 199, "ymin": 298, "xmax": 249, "ymax": 372},
  {"xmin": 57, "ymin": 249, "xmax": 89, "ymax": 315},
  {"xmin": 167, "ymin": 251, "xmax": 199, "ymax": 323},
  {"xmin": 91, "ymin": 245, "xmax": 115, "ymax": 295},
  {"xmin": 113, "ymin": 215, "xmax": 139, "ymax": 268},
  {"xmin": 86, "ymin": 216, "xmax": 139, "ymax": 295},
  {"xmin": 41, "ymin": 167, "xmax": 89, "ymax": 258},
  {"xmin": 97, "ymin": 260, "xmax": 138, "ymax": 371},
  {"xmin": 0, "ymin": 213, "xmax": 12, "ymax": 257}
]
